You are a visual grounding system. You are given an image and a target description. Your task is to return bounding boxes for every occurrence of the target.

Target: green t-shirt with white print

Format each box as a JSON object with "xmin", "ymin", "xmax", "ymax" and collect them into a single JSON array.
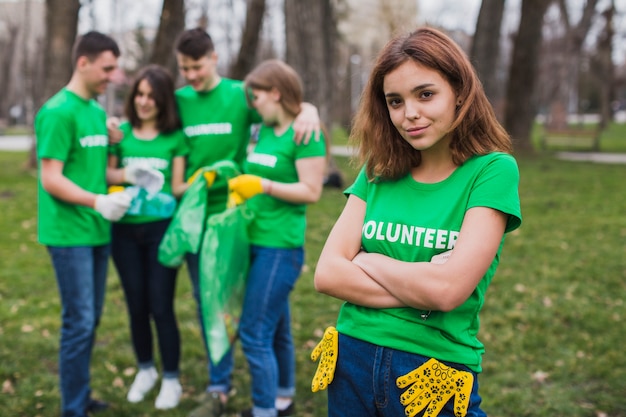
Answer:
[
  {"xmin": 175, "ymin": 78, "xmax": 261, "ymax": 178},
  {"xmin": 36, "ymin": 88, "xmax": 111, "ymax": 246},
  {"xmin": 109, "ymin": 122, "xmax": 189, "ymax": 224},
  {"xmin": 244, "ymin": 124, "xmax": 326, "ymax": 248},
  {"xmin": 336, "ymin": 152, "xmax": 522, "ymax": 372}
]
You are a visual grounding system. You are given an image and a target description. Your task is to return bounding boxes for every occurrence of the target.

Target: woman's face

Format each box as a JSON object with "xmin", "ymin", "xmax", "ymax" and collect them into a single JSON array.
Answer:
[
  {"xmin": 249, "ymin": 87, "xmax": 280, "ymax": 125},
  {"xmin": 383, "ymin": 60, "xmax": 457, "ymax": 153},
  {"xmin": 134, "ymin": 79, "xmax": 158, "ymax": 123}
]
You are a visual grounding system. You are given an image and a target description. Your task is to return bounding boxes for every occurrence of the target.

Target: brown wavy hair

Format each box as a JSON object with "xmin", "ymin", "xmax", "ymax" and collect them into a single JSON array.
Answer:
[
  {"xmin": 352, "ymin": 27, "xmax": 512, "ymax": 180},
  {"xmin": 125, "ymin": 64, "xmax": 181, "ymax": 133},
  {"xmin": 244, "ymin": 59, "xmax": 303, "ymax": 119}
]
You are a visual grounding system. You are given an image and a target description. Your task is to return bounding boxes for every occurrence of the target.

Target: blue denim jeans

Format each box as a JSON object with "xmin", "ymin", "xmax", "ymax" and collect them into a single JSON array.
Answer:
[
  {"xmin": 186, "ymin": 251, "xmax": 234, "ymax": 393},
  {"xmin": 111, "ymin": 220, "xmax": 180, "ymax": 377},
  {"xmin": 239, "ymin": 245, "xmax": 303, "ymax": 417},
  {"xmin": 328, "ymin": 333, "xmax": 487, "ymax": 417},
  {"xmin": 47, "ymin": 245, "xmax": 110, "ymax": 417}
]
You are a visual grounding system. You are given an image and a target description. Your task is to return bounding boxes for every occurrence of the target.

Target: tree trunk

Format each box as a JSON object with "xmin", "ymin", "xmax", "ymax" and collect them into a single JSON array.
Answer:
[
  {"xmin": 0, "ymin": 24, "xmax": 19, "ymax": 123},
  {"xmin": 229, "ymin": 0, "xmax": 266, "ymax": 80},
  {"xmin": 503, "ymin": 0, "xmax": 551, "ymax": 154},
  {"xmin": 596, "ymin": 2, "xmax": 615, "ymax": 130},
  {"xmin": 28, "ymin": 0, "xmax": 80, "ymax": 169},
  {"xmin": 285, "ymin": 0, "xmax": 342, "ymax": 186},
  {"xmin": 149, "ymin": 0, "xmax": 185, "ymax": 76},
  {"xmin": 284, "ymin": 0, "xmax": 338, "ymax": 124},
  {"xmin": 42, "ymin": 0, "xmax": 80, "ymax": 101},
  {"xmin": 548, "ymin": 0, "xmax": 599, "ymax": 127},
  {"xmin": 470, "ymin": 0, "xmax": 505, "ymax": 113}
]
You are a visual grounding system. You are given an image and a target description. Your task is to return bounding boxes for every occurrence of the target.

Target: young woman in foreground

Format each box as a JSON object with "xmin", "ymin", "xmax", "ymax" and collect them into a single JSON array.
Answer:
[{"xmin": 313, "ymin": 27, "xmax": 522, "ymax": 417}]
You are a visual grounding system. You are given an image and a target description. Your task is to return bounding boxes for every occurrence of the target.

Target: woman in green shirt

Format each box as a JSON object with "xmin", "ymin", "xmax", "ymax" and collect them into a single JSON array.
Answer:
[
  {"xmin": 107, "ymin": 65, "xmax": 188, "ymax": 410},
  {"xmin": 313, "ymin": 28, "xmax": 522, "ymax": 417},
  {"xmin": 228, "ymin": 60, "xmax": 327, "ymax": 417}
]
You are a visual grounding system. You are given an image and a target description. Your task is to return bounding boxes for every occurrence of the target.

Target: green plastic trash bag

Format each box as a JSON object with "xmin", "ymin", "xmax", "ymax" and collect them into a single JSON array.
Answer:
[
  {"xmin": 157, "ymin": 160, "xmax": 242, "ymax": 268},
  {"xmin": 159, "ymin": 159, "xmax": 251, "ymax": 363},
  {"xmin": 157, "ymin": 171, "xmax": 211, "ymax": 268},
  {"xmin": 200, "ymin": 201, "xmax": 253, "ymax": 364}
]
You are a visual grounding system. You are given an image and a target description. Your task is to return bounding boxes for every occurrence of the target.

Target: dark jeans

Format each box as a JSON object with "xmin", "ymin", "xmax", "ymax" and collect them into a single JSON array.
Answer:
[
  {"xmin": 111, "ymin": 220, "xmax": 180, "ymax": 377},
  {"xmin": 47, "ymin": 244, "xmax": 110, "ymax": 417},
  {"xmin": 328, "ymin": 333, "xmax": 487, "ymax": 417}
]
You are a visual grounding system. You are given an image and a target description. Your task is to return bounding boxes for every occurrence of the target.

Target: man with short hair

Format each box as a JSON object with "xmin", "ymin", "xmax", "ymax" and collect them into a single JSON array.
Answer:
[
  {"xmin": 35, "ymin": 31, "xmax": 132, "ymax": 417},
  {"xmin": 174, "ymin": 28, "xmax": 319, "ymax": 417}
]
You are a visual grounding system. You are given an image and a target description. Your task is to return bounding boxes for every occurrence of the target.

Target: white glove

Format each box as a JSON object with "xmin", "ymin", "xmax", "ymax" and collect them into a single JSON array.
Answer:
[
  {"xmin": 94, "ymin": 192, "xmax": 132, "ymax": 221},
  {"xmin": 124, "ymin": 164, "xmax": 164, "ymax": 195}
]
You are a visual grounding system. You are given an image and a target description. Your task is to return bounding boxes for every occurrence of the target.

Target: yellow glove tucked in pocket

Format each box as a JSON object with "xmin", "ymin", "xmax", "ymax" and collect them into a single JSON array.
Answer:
[
  {"xmin": 396, "ymin": 358, "xmax": 473, "ymax": 417},
  {"xmin": 228, "ymin": 174, "xmax": 264, "ymax": 200},
  {"xmin": 310, "ymin": 326, "xmax": 338, "ymax": 392}
]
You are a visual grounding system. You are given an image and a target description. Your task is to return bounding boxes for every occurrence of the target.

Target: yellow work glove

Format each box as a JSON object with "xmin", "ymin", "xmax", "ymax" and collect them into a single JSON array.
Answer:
[
  {"xmin": 227, "ymin": 191, "xmax": 245, "ymax": 208},
  {"xmin": 310, "ymin": 326, "xmax": 338, "ymax": 392},
  {"xmin": 396, "ymin": 358, "xmax": 473, "ymax": 417},
  {"xmin": 187, "ymin": 169, "xmax": 216, "ymax": 187},
  {"xmin": 228, "ymin": 174, "xmax": 264, "ymax": 200},
  {"xmin": 108, "ymin": 185, "xmax": 126, "ymax": 194}
]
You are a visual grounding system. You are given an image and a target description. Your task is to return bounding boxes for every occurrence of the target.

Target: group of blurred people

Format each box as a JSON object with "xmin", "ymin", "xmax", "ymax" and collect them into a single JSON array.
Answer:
[
  {"xmin": 37, "ymin": 27, "xmax": 324, "ymax": 417},
  {"xmin": 36, "ymin": 24, "xmax": 520, "ymax": 417}
]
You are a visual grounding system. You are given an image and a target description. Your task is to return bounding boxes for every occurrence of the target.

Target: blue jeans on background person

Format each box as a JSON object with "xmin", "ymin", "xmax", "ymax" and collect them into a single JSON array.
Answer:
[
  {"xmin": 186, "ymin": 251, "xmax": 234, "ymax": 393},
  {"xmin": 328, "ymin": 333, "xmax": 487, "ymax": 417},
  {"xmin": 111, "ymin": 220, "xmax": 180, "ymax": 377},
  {"xmin": 239, "ymin": 245, "xmax": 304, "ymax": 417},
  {"xmin": 47, "ymin": 244, "xmax": 110, "ymax": 417}
]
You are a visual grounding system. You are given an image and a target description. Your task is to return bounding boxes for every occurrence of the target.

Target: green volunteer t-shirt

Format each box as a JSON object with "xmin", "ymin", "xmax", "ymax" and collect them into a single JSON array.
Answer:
[
  {"xmin": 35, "ymin": 88, "xmax": 111, "ymax": 246},
  {"xmin": 109, "ymin": 122, "xmax": 189, "ymax": 224},
  {"xmin": 244, "ymin": 124, "xmax": 326, "ymax": 248},
  {"xmin": 175, "ymin": 78, "xmax": 261, "ymax": 178},
  {"xmin": 337, "ymin": 152, "xmax": 522, "ymax": 372}
]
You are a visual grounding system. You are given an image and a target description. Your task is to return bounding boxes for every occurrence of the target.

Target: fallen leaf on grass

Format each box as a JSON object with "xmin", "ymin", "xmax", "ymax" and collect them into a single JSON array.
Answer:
[
  {"xmin": 531, "ymin": 370, "xmax": 549, "ymax": 384},
  {"xmin": 542, "ymin": 296, "xmax": 553, "ymax": 307},
  {"xmin": 2, "ymin": 379, "xmax": 15, "ymax": 394},
  {"xmin": 113, "ymin": 377, "xmax": 124, "ymax": 388},
  {"xmin": 21, "ymin": 324, "xmax": 34, "ymax": 333},
  {"xmin": 104, "ymin": 361, "xmax": 118, "ymax": 373}
]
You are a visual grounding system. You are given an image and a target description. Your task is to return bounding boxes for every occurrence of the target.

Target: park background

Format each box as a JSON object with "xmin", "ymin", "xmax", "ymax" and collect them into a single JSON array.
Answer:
[{"xmin": 1, "ymin": 0, "xmax": 626, "ymax": 416}]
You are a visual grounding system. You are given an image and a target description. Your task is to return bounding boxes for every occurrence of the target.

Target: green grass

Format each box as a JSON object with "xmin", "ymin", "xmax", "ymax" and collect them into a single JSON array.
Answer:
[
  {"xmin": 0, "ymin": 125, "xmax": 33, "ymax": 136},
  {"xmin": 531, "ymin": 121, "xmax": 626, "ymax": 152},
  {"xmin": 1, "ymin": 150, "xmax": 625, "ymax": 417}
]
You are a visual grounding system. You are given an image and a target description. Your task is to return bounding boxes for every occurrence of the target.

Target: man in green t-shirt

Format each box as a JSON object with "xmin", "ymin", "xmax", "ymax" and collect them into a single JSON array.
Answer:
[
  {"xmin": 174, "ymin": 28, "xmax": 321, "ymax": 417},
  {"xmin": 35, "ymin": 32, "xmax": 157, "ymax": 417}
]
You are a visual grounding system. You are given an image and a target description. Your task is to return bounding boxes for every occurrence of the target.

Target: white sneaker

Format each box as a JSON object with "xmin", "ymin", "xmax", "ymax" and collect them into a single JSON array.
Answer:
[
  {"xmin": 155, "ymin": 378, "xmax": 182, "ymax": 410},
  {"xmin": 127, "ymin": 367, "xmax": 158, "ymax": 403}
]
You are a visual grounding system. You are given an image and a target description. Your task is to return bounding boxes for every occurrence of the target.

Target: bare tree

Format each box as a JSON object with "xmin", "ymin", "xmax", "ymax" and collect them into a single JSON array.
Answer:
[
  {"xmin": 470, "ymin": 0, "xmax": 506, "ymax": 109},
  {"xmin": 595, "ymin": 2, "xmax": 615, "ymax": 129},
  {"xmin": 27, "ymin": 0, "xmax": 81, "ymax": 169},
  {"xmin": 0, "ymin": 24, "xmax": 19, "ymax": 124},
  {"xmin": 229, "ymin": 0, "xmax": 266, "ymax": 80},
  {"xmin": 285, "ymin": 0, "xmax": 338, "ymax": 124},
  {"xmin": 150, "ymin": 0, "xmax": 185, "ymax": 76},
  {"xmin": 42, "ymin": 0, "xmax": 80, "ymax": 102},
  {"xmin": 285, "ymin": 0, "xmax": 345, "ymax": 187},
  {"xmin": 503, "ymin": 0, "xmax": 552, "ymax": 154}
]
